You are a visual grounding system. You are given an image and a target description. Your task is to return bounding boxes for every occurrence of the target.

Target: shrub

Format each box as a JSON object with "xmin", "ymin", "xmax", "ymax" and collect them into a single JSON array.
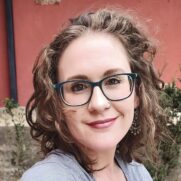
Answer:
[{"xmin": 146, "ymin": 82, "xmax": 181, "ymax": 181}]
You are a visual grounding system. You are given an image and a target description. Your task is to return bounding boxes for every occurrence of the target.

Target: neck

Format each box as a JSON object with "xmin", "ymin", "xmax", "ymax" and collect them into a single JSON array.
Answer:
[
  {"xmin": 86, "ymin": 148, "xmax": 126, "ymax": 181},
  {"xmin": 86, "ymin": 147, "xmax": 116, "ymax": 169}
]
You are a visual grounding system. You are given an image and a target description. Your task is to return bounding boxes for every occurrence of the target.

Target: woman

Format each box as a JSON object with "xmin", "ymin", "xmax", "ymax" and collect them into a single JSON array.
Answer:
[{"xmin": 21, "ymin": 8, "xmax": 164, "ymax": 181}]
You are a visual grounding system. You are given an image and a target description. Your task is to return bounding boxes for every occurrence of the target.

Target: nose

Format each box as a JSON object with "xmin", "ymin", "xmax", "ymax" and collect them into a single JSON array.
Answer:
[{"xmin": 88, "ymin": 86, "xmax": 110, "ymax": 113}]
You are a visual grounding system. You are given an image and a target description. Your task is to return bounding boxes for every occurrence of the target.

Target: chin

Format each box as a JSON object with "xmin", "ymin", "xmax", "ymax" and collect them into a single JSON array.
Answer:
[{"xmin": 84, "ymin": 139, "xmax": 120, "ymax": 153}]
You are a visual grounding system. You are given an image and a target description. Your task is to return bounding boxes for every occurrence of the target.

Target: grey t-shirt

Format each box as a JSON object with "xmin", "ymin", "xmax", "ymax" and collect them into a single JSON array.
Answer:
[{"xmin": 21, "ymin": 150, "xmax": 153, "ymax": 181}]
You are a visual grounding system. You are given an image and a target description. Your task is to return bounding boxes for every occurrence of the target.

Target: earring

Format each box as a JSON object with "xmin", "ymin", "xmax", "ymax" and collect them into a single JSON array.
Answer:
[{"xmin": 130, "ymin": 109, "xmax": 141, "ymax": 136}]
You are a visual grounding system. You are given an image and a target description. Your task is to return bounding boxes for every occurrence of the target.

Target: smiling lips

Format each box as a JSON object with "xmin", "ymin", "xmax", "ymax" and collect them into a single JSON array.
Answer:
[{"xmin": 87, "ymin": 117, "xmax": 118, "ymax": 129}]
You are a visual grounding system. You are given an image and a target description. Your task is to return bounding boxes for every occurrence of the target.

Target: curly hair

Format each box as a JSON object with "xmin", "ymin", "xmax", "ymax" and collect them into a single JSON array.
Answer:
[{"xmin": 26, "ymin": 8, "xmax": 165, "ymax": 173}]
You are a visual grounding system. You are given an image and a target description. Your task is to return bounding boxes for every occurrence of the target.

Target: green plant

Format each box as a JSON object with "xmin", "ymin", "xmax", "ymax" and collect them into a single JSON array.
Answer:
[
  {"xmin": 146, "ymin": 83, "xmax": 181, "ymax": 181},
  {"xmin": 160, "ymin": 82, "xmax": 181, "ymax": 144},
  {"xmin": 4, "ymin": 98, "xmax": 19, "ymax": 110}
]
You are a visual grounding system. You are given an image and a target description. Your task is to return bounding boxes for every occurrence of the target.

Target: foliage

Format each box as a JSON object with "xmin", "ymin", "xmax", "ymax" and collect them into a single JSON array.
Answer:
[
  {"xmin": 4, "ymin": 98, "xmax": 19, "ymax": 110},
  {"xmin": 146, "ymin": 82, "xmax": 181, "ymax": 181}
]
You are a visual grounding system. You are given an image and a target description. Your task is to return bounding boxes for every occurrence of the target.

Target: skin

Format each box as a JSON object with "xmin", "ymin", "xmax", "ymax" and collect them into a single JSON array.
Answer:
[{"xmin": 58, "ymin": 32, "xmax": 139, "ymax": 181}]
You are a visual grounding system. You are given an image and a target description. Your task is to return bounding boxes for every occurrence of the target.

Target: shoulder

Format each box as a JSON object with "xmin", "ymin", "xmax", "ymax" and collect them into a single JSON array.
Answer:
[
  {"xmin": 21, "ymin": 152, "xmax": 75, "ymax": 181},
  {"xmin": 20, "ymin": 150, "xmax": 92, "ymax": 181},
  {"xmin": 116, "ymin": 157, "xmax": 153, "ymax": 181}
]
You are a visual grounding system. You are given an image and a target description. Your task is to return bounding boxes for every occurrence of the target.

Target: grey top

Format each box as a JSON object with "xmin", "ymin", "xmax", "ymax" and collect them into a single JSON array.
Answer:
[{"xmin": 21, "ymin": 150, "xmax": 153, "ymax": 181}]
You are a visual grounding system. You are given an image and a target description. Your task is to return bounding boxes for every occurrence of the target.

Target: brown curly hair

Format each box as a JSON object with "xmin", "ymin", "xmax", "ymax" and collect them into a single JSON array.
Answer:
[{"xmin": 26, "ymin": 8, "xmax": 165, "ymax": 173}]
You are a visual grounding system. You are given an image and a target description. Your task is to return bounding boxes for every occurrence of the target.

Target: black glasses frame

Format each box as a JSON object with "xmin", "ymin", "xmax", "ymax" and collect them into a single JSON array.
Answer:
[{"xmin": 53, "ymin": 73, "xmax": 138, "ymax": 106}]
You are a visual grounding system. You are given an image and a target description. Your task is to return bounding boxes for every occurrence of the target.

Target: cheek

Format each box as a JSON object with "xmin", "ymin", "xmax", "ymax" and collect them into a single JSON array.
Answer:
[
  {"xmin": 62, "ymin": 107, "xmax": 77, "ymax": 127},
  {"xmin": 112, "ymin": 97, "xmax": 135, "ymax": 128},
  {"xmin": 62, "ymin": 107, "xmax": 83, "ymax": 137},
  {"xmin": 113, "ymin": 96, "xmax": 135, "ymax": 114}
]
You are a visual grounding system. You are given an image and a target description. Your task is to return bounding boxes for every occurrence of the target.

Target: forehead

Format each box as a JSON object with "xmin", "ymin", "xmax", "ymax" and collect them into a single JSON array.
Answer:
[{"xmin": 58, "ymin": 32, "xmax": 131, "ymax": 81}]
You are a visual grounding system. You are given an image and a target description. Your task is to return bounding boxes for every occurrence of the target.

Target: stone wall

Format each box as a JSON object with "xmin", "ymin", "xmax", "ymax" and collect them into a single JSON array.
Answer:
[{"xmin": 0, "ymin": 107, "xmax": 41, "ymax": 181}]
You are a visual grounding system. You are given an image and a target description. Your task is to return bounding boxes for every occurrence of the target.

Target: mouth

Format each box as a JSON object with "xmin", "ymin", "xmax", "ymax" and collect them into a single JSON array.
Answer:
[{"xmin": 86, "ymin": 117, "xmax": 118, "ymax": 129}]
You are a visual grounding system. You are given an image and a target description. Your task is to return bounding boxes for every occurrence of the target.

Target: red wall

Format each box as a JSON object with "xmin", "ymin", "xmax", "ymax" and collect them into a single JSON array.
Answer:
[
  {"xmin": 0, "ymin": 0, "xmax": 10, "ymax": 106},
  {"xmin": 1, "ymin": 0, "xmax": 181, "ymax": 106}
]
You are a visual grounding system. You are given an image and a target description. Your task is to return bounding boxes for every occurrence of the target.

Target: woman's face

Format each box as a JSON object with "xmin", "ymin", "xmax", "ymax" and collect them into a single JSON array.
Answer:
[{"xmin": 58, "ymin": 32, "xmax": 139, "ymax": 153}]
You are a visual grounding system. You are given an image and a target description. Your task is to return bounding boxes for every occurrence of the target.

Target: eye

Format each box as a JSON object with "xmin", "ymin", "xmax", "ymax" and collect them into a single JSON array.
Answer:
[
  {"xmin": 105, "ymin": 77, "xmax": 122, "ymax": 86},
  {"xmin": 70, "ymin": 82, "xmax": 88, "ymax": 93}
]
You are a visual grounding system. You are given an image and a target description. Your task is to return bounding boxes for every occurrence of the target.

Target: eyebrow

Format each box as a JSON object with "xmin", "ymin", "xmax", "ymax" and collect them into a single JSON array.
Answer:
[
  {"xmin": 66, "ymin": 68, "xmax": 126, "ymax": 81},
  {"xmin": 66, "ymin": 75, "xmax": 89, "ymax": 81},
  {"xmin": 103, "ymin": 68, "xmax": 125, "ymax": 76}
]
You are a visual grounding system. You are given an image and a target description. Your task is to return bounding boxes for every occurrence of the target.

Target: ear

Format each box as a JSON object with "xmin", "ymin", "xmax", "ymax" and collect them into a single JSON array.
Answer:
[{"xmin": 134, "ymin": 94, "xmax": 140, "ymax": 109}]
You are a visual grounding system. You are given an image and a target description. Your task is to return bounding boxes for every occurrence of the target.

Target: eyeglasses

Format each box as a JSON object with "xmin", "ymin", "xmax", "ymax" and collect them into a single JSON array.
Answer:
[{"xmin": 53, "ymin": 73, "xmax": 138, "ymax": 106}]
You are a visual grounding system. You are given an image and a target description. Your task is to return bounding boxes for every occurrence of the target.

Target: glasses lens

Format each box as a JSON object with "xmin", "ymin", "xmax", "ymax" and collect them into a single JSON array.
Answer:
[
  {"xmin": 102, "ymin": 74, "xmax": 134, "ymax": 101},
  {"xmin": 57, "ymin": 74, "xmax": 135, "ymax": 106},
  {"xmin": 60, "ymin": 80, "xmax": 92, "ymax": 106}
]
